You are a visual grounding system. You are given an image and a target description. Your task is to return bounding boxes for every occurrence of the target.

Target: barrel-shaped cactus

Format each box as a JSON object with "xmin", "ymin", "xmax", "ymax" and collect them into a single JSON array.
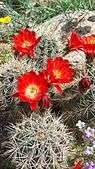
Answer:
[{"xmin": 4, "ymin": 111, "xmax": 72, "ymax": 169}]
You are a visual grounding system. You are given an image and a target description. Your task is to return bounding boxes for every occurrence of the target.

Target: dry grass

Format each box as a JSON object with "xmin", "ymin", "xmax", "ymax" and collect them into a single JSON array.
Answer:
[{"xmin": 34, "ymin": 0, "xmax": 56, "ymax": 5}]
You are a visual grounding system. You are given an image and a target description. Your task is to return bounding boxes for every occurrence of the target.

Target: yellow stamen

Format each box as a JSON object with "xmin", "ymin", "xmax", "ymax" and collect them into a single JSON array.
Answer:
[
  {"xmin": 89, "ymin": 39, "xmax": 95, "ymax": 44},
  {"xmin": 22, "ymin": 41, "xmax": 31, "ymax": 48},
  {"xmin": 53, "ymin": 70, "xmax": 62, "ymax": 78},
  {"xmin": 25, "ymin": 85, "xmax": 39, "ymax": 99}
]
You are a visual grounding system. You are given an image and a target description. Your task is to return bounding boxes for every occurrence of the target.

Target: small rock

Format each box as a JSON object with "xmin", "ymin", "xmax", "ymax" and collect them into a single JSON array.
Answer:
[
  {"xmin": 64, "ymin": 50, "xmax": 86, "ymax": 71},
  {"xmin": 33, "ymin": 11, "xmax": 95, "ymax": 52},
  {"xmin": 75, "ymin": 26, "xmax": 91, "ymax": 35}
]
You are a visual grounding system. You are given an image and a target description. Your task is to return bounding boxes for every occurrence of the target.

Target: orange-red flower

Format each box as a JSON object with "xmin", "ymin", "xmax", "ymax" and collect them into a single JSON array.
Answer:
[
  {"xmin": 12, "ymin": 28, "xmax": 41, "ymax": 57},
  {"xmin": 43, "ymin": 57, "xmax": 75, "ymax": 93},
  {"xmin": 82, "ymin": 35, "xmax": 95, "ymax": 55},
  {"xmin": 46, "ymin": 57, "xmax": 75, "ymax": 83},
  {"xmin": 13, "ymin": 71, "xmax": 48, "ymax": 110},
  {"xmin": 68, "ymin": 32, "xmax": 83, "ymax": 50},
  {"xmin": 68, "ymin": 32, "xmax": 95, "ymax": 56}
]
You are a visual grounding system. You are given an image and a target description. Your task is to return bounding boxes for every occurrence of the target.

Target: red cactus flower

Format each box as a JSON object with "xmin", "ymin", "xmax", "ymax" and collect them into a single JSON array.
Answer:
[
  {"xmin": 42, "ymin": 57, "xmax": 75, "ymax": 93},
  {"xmin": 73, "ymin": 161, "xmax": 82, "ymax": 169},
  {"xmin": 46, "ymin": 57, "xmax": 75, "ymax": 83},
  {"xmin": 68, "ymin": 32, "xmax": 83, "ymax": 50},
  {"xmin": 12, "ymin": 28, "xmax": 41, "ymax": 57},
  {"xmin": 79, "ymin": 77, "xmax": 92, "ymax": 93},
  {"xmin": 44, "ymin": 57, "xmax": 75, "ymax": 92},
  {"xmin": 68, "ymin": 32, "xmax": 95, "ymax": 56},
  {"xmin": 82, "ymin": 35, "xmax": 95, "ymax": 55},
  {"xmin": 13, "ymin": 71, "xmax": 48, "ymax": 110}
]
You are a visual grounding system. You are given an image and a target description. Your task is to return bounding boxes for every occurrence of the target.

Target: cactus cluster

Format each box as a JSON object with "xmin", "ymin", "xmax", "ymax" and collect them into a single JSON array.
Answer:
[{"xmin": 4, "ymin": 111, "xmax": 72, "ymax": 169}]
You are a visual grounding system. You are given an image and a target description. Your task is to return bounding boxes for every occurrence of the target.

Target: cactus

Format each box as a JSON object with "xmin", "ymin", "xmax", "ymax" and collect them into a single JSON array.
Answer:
[
  {"xmin": 0, "ymin": 57, "xmax": 33, "ymax": 108},
  {"xmin": 52, "ymin": 63, "xmax": 95, "ymax": 126},
  {"xmin": 0, "ymin": 37, "xmax": 57, "ymax": 108},
  {"xmin": 4, "ymin": 111, "xmax": 72, "ymax": 169}
]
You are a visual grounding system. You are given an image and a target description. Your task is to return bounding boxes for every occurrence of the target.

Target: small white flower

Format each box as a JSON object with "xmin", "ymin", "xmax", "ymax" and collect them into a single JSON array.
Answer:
[{"xmin": 76, "ymin": 120, "xmax": 85, "ymax": 129}]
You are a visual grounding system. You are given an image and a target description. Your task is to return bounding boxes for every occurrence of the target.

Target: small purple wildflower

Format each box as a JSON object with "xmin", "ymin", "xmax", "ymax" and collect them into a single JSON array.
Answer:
[
  {"xmin": 85, "ymin": 127, "xmax": 95, "ymax": 139},
  {"xmin": 85, "ymin": 162, "xmax": 95, "ymax": 169},
  {"xmin": 85, "ymin": 146, "xmax": 93, "ymax": 155}
]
